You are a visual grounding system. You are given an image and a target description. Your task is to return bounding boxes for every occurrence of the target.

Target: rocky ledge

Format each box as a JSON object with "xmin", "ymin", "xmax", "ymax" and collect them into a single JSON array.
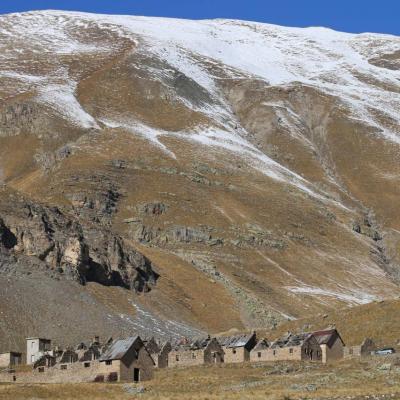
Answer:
[{"xmin": 0, "ymin": 194, "xmax": 158, "ymax": 292}]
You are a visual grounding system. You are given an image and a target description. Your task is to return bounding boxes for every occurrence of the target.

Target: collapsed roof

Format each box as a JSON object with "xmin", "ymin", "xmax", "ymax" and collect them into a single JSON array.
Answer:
[
  {"xmin": 270, "ymin": 332, "xmax": 312, "ymax": 349},
  {"xmin": 252, "ymin": 339, "xmax": 270, "ymax": 351}
]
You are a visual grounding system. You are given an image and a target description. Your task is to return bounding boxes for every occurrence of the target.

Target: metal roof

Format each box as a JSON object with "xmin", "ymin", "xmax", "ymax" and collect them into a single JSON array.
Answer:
[
  {"xmin": 100, "ymin": 336, "xmax": 139, "ymax": 361},
  {"xmin": 217, "ymin": 333, "xmax": 255, "ymax": 348},
  {"xmin": 311, "ymin": 329, "xmax": 342, "ymax": 347}
]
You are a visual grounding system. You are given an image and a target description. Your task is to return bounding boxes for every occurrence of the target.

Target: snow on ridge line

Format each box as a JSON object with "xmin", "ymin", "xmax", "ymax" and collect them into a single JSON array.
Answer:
[
  {"xmin": 2, "ymin": 11, "xmax": 399, "ymax": 145},
  {"xmin": 27, "ymin": 10, "xmax": 398, "ymax": 145},
  {"xmin": 15, "ymin": 10, "xmax": 400, "ymax": 40}
]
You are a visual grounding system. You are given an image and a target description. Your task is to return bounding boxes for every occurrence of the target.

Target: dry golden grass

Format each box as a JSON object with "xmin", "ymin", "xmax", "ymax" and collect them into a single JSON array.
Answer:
[
  {"xmin": 1, "ymin": 358, "xmax": 400, "ymax": 400},
  {"xmin": 262, "ymin": 298, "xmax": 400, "ymax": 347},
  {"xmin": 86, "ymin": 283, "xmax": 137, "ymax": 318},
  {"xmin": 0, "ymin": 383, "xmax": 133, "ymax": 400}
]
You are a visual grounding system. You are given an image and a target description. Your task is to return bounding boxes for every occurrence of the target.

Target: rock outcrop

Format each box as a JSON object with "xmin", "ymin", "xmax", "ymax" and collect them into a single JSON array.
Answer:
[{"xmin": 0, "ymin": 196, "xmax": 158, "ymax": 292}]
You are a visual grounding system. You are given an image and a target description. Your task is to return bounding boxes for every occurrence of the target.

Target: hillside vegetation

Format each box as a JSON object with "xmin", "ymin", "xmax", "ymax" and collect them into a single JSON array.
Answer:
[{"xmin": 0, "ymin": 11, "xmax": 399, "ymax": 347}]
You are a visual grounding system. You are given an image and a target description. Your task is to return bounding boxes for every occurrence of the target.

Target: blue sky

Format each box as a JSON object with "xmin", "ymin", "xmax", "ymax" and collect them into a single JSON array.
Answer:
[{"xmin": 0, "ymin": 0, "xmax": 399, "ymax": 36}]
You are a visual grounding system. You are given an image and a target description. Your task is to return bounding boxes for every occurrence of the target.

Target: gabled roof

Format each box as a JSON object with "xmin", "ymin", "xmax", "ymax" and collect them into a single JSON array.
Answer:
[
  {"xmin": 217, "ymin": 333, "xmax": 255, "ymax": 349},
  {"xmin": 311, "ymin": 329, "xmax": 345, "ymax": 347},
  {"xmin": 100, "ymin": 336, "xmax": 139, "ymax": 361}
]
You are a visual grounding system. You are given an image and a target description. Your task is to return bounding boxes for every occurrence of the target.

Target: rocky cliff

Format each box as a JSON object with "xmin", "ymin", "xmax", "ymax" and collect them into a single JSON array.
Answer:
[{"xmin": 0, "ymin": 191, "xmax": 158, "ymax": 291}]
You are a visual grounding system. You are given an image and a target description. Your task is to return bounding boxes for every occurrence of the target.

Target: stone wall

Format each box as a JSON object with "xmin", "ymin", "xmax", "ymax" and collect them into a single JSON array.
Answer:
[
  {"xmin": 156, "ymin": 343, "xmax": 172, "ymax": 368},
  {"xmin": 0, "ymin": 356, "xmax": 152, "ymax": 384},
  {"xmin": 262, "ymin": 346, "xmax": 304, "ymax": 362},
  {"xmin": 204, "ymin": 339, "xmax": 224, "ymax": 364},
  {"xmin": 322, "ymin": 338, "xmax": 344, "ymax": 363},
  {"xmin": 254, "ymin": 340, "xmax": 322, "ymax": 363},
  {"xmin": 223, "ymin": 347, "xmax": 249, "ymax": 363},
  {"xmin": 119, "ymin": 344, "xmax": 154, "ymax": 382},
  {"xmin": 0, "ymin": 361, "xmax": 102, "ymax": 384},
  {"xmin": 168, "ymin": 349, "xmax": 205, "ymax": 368},
  {"xmin": 344, "ymin": 339, "xmax": 376, "ymax": 359},
  {"xmin": 250, "ymin": 348, "xmax": 271, "ymax": 363}
]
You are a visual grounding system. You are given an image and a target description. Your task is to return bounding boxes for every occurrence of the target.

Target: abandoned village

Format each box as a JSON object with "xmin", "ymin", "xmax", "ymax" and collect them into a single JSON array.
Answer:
[{"xmin": 0, "ymin": 328, "xmax": 379, "ymax": 384}]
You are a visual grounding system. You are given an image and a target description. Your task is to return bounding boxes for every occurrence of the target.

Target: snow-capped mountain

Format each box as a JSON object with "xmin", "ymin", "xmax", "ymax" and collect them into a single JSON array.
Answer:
[{"xmin": 0, "ymin": 11, "xmax": 399, "ymax": 348}]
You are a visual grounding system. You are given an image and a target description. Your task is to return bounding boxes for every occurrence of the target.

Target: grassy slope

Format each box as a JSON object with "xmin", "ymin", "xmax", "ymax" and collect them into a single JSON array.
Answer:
[{"xmin": 261, "ymin": 298, "xmax": 400, "ymax": 347}]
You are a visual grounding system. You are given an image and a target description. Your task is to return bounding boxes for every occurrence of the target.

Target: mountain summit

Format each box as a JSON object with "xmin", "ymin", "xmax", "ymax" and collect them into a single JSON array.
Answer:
[{"xmin": 0, "ymin": 11, "xmax": 399, "ymax": 349}]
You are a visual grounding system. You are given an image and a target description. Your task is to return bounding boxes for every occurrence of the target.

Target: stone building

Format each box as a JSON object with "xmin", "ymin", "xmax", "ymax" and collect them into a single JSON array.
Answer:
[
  {"xmin": 0, "ymin": 352, "xmax": 22, "ymax": 369},
  {"xmin": 263, "ymin": 332, "xmax": 322, "ymax": 362},
  {"xmin": 344, "ymin": 338, "xmax": 376, "ymax": 358},
  {"xmin": 34, "ymin": 354, "xmax": 57, "ymax": 372},
  {"xmin": 76, "ymin": 337, "xmax": 103, "ymax": 366},
  {"xmin": 310, "ymin": 329, "xmax": 345, "ymax": 363},
  {"xmin": 217, "ymin": 332, "xmax": 257, "ymax": 363},
  {"xmin": 249, "ymin": 339, "xmax": 271, "ymax": 362},
  {"xmin": 26, "ymin": 337, "xmax": 52, "ymax": 365},
  {"xmin": 59, "ymin": 349, "xmax": 79, "ymax": 368},
  {"xmin": 168, "ymin": 336, "xmax": 224, "ymax": 368},
  {"xmin": 144, "ymin": 338, "xmax": 172, "ymax": 368},
  {"xmin": 98, "ymin": 336, "xmax": 155, "ymax": 382}
]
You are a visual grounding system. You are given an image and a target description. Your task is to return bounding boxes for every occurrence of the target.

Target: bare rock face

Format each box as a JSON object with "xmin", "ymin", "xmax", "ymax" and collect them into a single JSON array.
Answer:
[
  {"xmin": 0, "ymin": 197, "xmax": 158, "ymax": 292},
  {"xmin": 137, "ymin": 202, "xmax": 168, "ymax": 216},
  {"xmin": 0, "ymin": 102, "xmax": 38, "ymax": 137}
]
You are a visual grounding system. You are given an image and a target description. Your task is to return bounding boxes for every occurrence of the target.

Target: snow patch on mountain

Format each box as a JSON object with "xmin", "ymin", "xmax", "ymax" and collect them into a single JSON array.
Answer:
[
  {"xmin": 285, "ymin": 285, "xmax": 379, "ymax": 305},
  {"xmin": 2, "ymin": 11, "xmax": 399, "ymax": 144},
  {"xmin": 37, "ymin": 82, "xmax": 99, "ymax": 129},
  {"xmin": 90, "ymin": 13, "xmax": 399, "ymax": 144}
]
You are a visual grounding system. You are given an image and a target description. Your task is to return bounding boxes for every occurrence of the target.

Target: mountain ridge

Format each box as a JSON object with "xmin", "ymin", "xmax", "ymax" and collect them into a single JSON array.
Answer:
[{"xmin": 0, "ymin": 10, "xmax": 399, "ymax": 348}]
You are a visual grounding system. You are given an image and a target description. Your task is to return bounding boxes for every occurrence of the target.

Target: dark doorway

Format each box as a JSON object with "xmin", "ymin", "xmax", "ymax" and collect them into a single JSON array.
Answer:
[{"xmin": 133, "ymin": 368, "xmax": 140, "ymax": 382}]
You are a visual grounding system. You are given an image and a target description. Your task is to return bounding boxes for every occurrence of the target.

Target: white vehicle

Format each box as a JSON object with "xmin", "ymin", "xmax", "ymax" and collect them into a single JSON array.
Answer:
[{"xmin": 375, "ymin": 348, "xmax": 395, "ymax": 356}]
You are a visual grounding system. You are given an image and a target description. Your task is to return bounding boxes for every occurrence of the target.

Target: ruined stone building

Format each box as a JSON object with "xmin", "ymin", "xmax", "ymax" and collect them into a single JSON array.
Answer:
[
  {"xmin": 34, "ymin": 354, "xmax": 57, "ymax": 371},
  {"xmin": 144, "ymin": 338, "xmax": 172, "ymax": 368},
  {"xmin": 26, "ymin": 337, "xmax": 52, "ymax": 365},
  {"xmin": 249, "ymin": 339, "xmax": 271, "ymax": 362},
  {"xmin": 262, "ymin": 332, "xmax": 322, "ymax": 362},
  {"xmin": 217, "ymin": 332, "xmax": 257, "ymax": 363},
  {"xmin": 310, "ymin": 329, "xmax": 345, "ymax": 363},
  {"xmin": 76, "ymin": 336, "xmax": 103, "ymax": 367},
  {"xmin": 344, "ymin": 338, "xmax": 376, "ymax": 358},
  {"xmin": 0, "ymin": 352, "xmax": 22, "ymax": 369},
  {"xmin": 59, "ymin": 349, "xmax": 79, "ymax": 368},
  {"xmin": 168, "ymin": 336, "xmax": 224, "ymax": 368},
  {"xmin": 98, "ymin": 336, "xmax": 155, "ymax": 382}
]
